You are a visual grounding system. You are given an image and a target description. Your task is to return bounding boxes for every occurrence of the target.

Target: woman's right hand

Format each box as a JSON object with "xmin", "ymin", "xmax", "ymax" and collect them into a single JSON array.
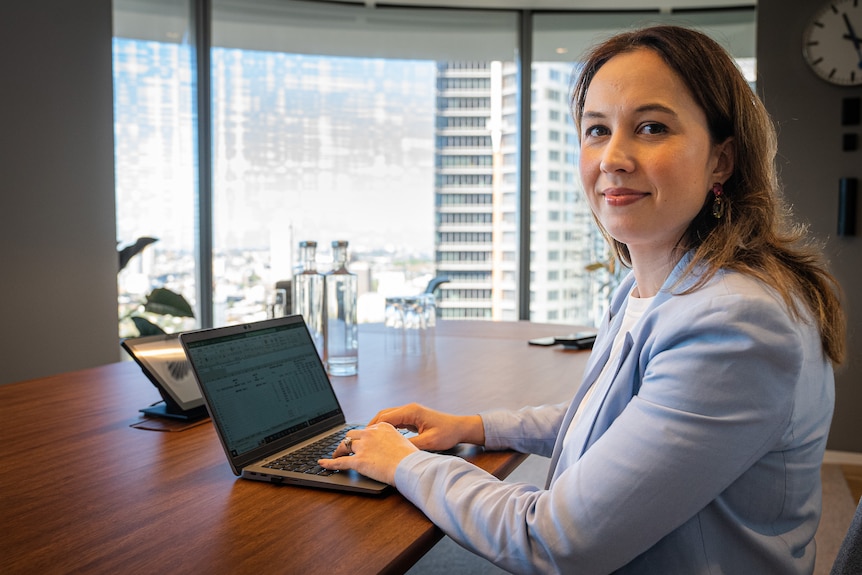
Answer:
[{"xmin": 368, "ymin": 403, "xmax": 485, "ymax": 452}]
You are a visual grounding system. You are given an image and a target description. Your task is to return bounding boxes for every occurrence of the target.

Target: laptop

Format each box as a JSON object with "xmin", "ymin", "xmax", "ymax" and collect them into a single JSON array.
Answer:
[
  {"xmin": 121, "ymin": 334, "xmax": 208, "ymax": 421},
  {"xmin": 179, "ymin": 315, "xmax": 390, "ymax": 494}
]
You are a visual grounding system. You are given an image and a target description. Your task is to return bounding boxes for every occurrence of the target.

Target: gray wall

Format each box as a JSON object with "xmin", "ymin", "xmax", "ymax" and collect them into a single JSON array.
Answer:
[
  {"xmin": 0, "ymin": 0, "xmax": 119, "ymax": 385},
  {"xmin": 757, "ymin": 0, "xmax": 861, "ymax": 452}
]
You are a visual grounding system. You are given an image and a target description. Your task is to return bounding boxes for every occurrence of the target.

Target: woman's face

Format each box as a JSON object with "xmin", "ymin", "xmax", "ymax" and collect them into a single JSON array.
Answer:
[{"xmin": 578, "ymin": 48, "xmax": 732, "ymax": 262}]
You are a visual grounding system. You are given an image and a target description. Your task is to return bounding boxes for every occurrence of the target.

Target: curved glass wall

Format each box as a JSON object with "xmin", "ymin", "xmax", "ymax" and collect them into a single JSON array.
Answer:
[{"xmin": 112, "ymin": 0, "xmax": 755, "ymax": 331}]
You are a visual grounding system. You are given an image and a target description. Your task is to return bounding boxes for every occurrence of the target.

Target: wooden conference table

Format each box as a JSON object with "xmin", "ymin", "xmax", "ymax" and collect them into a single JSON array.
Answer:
[{"xmin": 1, "ymin": 320, "xmax": 590, "ymax": 575}]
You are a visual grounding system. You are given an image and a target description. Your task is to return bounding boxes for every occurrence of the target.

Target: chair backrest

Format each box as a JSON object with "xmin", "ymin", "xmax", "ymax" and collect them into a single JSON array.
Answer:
[
  {"xmin": 831, "ymin": 497, "xmax": 862, "ymax": 575},
  {"xmin": 424, "ymin": 275, "xmax": 450, "ymax": 295}
]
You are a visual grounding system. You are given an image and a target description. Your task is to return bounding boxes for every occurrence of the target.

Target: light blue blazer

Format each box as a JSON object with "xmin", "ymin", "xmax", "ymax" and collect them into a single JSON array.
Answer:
[{"xmin": 395, "ymin": 253, "xmax": 835, "ymax": 574}]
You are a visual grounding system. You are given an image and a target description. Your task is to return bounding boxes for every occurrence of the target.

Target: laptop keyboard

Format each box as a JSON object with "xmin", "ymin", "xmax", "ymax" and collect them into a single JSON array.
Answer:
[{"xmin": 262, "ymin": 425, "xmax": 362, "ymax": 476}]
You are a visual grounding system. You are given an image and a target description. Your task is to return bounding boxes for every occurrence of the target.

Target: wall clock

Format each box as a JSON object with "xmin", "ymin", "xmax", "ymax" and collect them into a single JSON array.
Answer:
[{"xmin": 803, "ymin": 0, "xmax": 862, "ymax": 86}]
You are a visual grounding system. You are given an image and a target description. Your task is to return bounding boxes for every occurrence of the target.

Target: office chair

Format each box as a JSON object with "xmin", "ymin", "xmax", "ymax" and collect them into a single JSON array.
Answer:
[
  {"xmin": 424, "ymin": 275, "xmax": 449, "ymax": 319},
  {"xmin": 831, "ymin": 497, "xmax": 862, "ymax": 575},
  {"xmin": 424, "ymin": 275, "xmax": 450, "ymax": 295}
]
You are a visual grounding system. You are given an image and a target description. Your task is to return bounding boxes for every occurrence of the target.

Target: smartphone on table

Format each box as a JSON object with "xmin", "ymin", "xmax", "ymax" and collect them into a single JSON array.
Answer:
[{"xmin": 528, "ymin": 331, "xmax": 597, "ymax": 349}]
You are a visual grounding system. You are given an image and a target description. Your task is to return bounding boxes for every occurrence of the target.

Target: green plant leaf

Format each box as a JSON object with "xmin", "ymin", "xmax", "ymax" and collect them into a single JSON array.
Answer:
[
  {"xmin": 131, "ymin": 316, "xmax": 166, "ymax": 336},
  {"xmin": 118, "ymin": 236, "xmax": 158, "ymax": 271},
  {"xmin": 144, "ymin": 288, "xmax": 195, "ymax": 318}
]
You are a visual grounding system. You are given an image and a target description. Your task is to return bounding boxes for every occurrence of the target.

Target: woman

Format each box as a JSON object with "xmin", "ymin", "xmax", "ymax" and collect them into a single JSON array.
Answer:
[{"xmin": 320, "ymin": 25, "xmax": 846, "ymax": 574}]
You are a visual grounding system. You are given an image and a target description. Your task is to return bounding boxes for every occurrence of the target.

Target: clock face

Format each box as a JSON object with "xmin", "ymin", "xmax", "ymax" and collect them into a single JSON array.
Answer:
[{"xmin": 803, "ymin": 0, "xmax": 862, "ymax": 86}]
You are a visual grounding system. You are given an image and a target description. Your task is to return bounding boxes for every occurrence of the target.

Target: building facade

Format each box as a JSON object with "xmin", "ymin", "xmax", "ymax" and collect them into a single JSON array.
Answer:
[{"xmin": 434, "ymin": 61, "xmax": 612, "ymax": 326}]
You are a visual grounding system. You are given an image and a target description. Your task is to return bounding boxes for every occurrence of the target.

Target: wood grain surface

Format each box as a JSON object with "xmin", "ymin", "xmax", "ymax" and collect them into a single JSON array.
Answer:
[{"xmin": 0, "ymin": 321, "xmax": 589, "ymax": 575}]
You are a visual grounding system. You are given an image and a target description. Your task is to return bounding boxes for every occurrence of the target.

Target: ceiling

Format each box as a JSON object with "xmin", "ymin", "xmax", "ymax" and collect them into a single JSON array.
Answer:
[{"xmin": 312, "ymin": 0, "xmax": 756, "ymax": 11}]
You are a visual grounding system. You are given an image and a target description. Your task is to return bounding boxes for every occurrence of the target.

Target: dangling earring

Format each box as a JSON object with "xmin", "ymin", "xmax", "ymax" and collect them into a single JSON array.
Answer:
[{"xmin": 711, "ymin": 182, "xmax": 726, "ymax": 219}]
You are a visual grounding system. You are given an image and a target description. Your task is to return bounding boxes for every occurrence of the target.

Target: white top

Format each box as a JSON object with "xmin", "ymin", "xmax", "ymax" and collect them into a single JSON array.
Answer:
[{"xmin": 561, "ymin": 289, "xmax": 653, "ymax": 451}]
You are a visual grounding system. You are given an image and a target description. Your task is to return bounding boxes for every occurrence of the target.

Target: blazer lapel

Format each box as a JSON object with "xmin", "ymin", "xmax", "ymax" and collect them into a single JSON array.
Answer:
[{"xmin": 543, "ymin": 253, "xmax": 701, "ymax": 487}]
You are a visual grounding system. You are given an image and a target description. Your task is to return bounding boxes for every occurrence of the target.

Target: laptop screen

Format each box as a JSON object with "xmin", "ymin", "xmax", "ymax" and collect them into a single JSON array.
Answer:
[{"xmin": 183, "ymin": 319, "xmax": 342, "ymax": 458}]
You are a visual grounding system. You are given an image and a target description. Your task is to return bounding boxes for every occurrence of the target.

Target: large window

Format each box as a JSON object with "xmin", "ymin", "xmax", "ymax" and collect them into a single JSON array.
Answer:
[
  {"xmin": 113, "ymin": 0, "xmax": 199, "ymax": 337},
  {"xmin": 210, "ymin": 50, "xmax": 439, "ymax": 325},
  {"xmin": 112, "ymin": 0, "xmax": 756, "ymax": 333},
  {"xmin": 210, "ymin": 1, "xmax": 517, "ymax": 325}
]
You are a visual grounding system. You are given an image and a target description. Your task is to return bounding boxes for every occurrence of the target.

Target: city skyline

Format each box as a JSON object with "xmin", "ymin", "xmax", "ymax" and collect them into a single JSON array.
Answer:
[
  {"xmin": 113, "ymin": 37, "xmax": 611, "ymax": 332},
  {"xmin": 115, "ymin": 39, "xmax": 440, "ymax": 257}
]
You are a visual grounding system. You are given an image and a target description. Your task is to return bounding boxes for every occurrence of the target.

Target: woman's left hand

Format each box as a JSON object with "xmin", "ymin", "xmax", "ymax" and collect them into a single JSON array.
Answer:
[{"xmin": 318, "ymin": 422, "xmax": 419, "ymax": 485}]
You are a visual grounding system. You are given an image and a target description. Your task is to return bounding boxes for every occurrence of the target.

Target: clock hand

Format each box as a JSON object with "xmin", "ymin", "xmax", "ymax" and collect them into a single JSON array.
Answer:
[
  {"xmin": 842, "ymin": 13, "xmax": 862, "ymax": 49},
  {"xmin": 842, "ymin": 13, "xmax": 862, "ymax": 68}
]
